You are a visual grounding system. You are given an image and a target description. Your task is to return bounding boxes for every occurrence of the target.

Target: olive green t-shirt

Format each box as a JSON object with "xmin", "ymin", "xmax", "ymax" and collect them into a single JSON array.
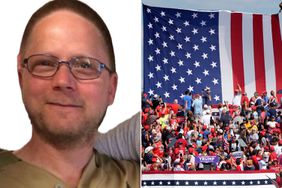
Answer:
[{"xmin": 0, "ymin": 150, "xmax": 140, "ymax": 188}]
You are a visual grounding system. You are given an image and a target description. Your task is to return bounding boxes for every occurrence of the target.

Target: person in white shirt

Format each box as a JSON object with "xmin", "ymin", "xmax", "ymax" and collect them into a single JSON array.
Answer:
[{"xmin": 232, "ymin": 84, "xmax": 242, "ymax": 107}]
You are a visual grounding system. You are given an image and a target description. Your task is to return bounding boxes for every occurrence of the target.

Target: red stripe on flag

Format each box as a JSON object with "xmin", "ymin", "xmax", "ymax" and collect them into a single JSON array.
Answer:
[
  {"xmin": 271, "ymin": 15, "xmax": 282, "ymax": 93},
  {"xmin": 253, "ymin": 14, "xmax": 266, "ymax": 94},
  {"xmin": 231, "ymin": 13, "xmax": 245, "ymax": 92}
]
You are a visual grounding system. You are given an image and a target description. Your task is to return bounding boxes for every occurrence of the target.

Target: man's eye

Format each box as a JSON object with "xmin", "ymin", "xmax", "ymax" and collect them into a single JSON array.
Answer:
[
  {"xmin": 79, "ymin": 62, "xmax": 92, "ymax": 68},
  {"xmin": 36, "ymin": 60, "xmax": 55, "ymax": 66},
  {"xmin": 74, "ymin": 61, "xmax": 94, "ymax": 69},
  {"xmin": 30, "ymin": 59, "xmax": 56, "ymax": 73}
]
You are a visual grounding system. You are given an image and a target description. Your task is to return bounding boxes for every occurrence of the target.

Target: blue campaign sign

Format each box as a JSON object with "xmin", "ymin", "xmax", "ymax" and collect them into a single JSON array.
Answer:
[{"xmin": 195, "ymin": 155, "xmax": 219, "ymax": 164}]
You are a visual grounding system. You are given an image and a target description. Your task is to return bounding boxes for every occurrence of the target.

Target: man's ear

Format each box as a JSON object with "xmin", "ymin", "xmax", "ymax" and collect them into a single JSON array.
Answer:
[
  {"xmin": 17, "ymin": 54, "xmax": 23, "ymax": 89},
  {"xmin": 107, "ymin": 73, "xmax": 118, "ymax": 106}
]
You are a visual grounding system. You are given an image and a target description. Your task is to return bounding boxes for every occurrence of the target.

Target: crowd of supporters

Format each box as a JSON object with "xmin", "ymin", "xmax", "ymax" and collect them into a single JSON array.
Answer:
[{"xmin": 141, "ymin": 89, "xmax": 282, "ymax": 173}]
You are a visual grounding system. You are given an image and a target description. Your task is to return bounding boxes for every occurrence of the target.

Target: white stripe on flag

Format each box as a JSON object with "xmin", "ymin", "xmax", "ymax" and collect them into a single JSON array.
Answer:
[
  {"xmin": 219, "ymin": 11, "xmax": 233, "ymax": 103},
  {"xmin": 142, "ymin": 172, "xmax": 276, "ymax": 180},
  {"xmin": 263, "ymin": 15, "xmax": 277, "ymax": 93},
  {"xmin": 242, "ymin": 13, "xmax": 256, "ymax": 96}
]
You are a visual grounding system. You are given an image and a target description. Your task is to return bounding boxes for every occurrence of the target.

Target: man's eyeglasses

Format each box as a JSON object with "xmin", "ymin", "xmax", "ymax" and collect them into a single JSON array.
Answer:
[{"xmin": 22, "ymin": 54, "xmax": 113, "ymax": 80}]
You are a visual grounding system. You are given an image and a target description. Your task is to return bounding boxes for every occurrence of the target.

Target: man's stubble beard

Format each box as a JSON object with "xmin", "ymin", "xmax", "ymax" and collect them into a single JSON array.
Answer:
[{"xmin": 29, "ymin": 109, "xmax": 107, "ymax": 150}]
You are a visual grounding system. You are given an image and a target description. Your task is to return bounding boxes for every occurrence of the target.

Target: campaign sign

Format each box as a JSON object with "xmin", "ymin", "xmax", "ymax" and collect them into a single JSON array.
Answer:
[
  {"xmin": 195, "ymin": 155, "xmax": 219, "ymax": 164},
  {"xmin": 231, "ymin": 151, "xmax": 244, "ymax": 159}
]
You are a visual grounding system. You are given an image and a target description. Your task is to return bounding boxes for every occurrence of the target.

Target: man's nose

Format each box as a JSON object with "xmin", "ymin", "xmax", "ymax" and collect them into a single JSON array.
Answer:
[{"xmin": 51, "ymin": 64, "xmax": 77, "ymax": 91}]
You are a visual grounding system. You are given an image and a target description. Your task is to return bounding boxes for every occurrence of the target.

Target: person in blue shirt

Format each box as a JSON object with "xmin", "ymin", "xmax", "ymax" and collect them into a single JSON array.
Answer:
[
  {"xmin": 183, "ymin": 90, "xmax": 193, "ymax": 114},
  {"xmin": 192, "ymin": 94, "xmax": 203, "ymax": 123}
]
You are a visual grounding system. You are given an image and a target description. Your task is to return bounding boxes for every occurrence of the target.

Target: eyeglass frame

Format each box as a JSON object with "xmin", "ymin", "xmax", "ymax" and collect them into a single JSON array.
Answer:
[{"xmin": 21, "ymin": 54, "xmax": 114, "ymax": 80}]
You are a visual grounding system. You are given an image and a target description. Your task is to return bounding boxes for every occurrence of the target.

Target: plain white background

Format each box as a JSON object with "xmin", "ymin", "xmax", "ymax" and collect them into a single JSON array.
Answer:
[{"xmin": 0, "ymin": 1, "xmax": 141, "ymax": 150}]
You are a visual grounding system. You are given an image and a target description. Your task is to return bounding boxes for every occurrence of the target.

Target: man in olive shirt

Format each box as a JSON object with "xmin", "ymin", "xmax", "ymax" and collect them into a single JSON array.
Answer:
[{"xmin": 0, "ymin": 0, "xmax": 139, "ymax": 187}]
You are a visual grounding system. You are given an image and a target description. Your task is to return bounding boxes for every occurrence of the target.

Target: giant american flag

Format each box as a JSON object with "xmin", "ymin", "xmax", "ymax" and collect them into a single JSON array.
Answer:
[{"xmin": 143, "ymin": 4, "xmax": 282, "ymax": 104}]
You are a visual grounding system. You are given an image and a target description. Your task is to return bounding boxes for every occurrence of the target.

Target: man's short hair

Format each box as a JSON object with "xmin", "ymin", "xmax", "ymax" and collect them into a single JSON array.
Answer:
[{"xmin": 19, "ymin": 0, "xmax": 116, "ymax": 72}]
